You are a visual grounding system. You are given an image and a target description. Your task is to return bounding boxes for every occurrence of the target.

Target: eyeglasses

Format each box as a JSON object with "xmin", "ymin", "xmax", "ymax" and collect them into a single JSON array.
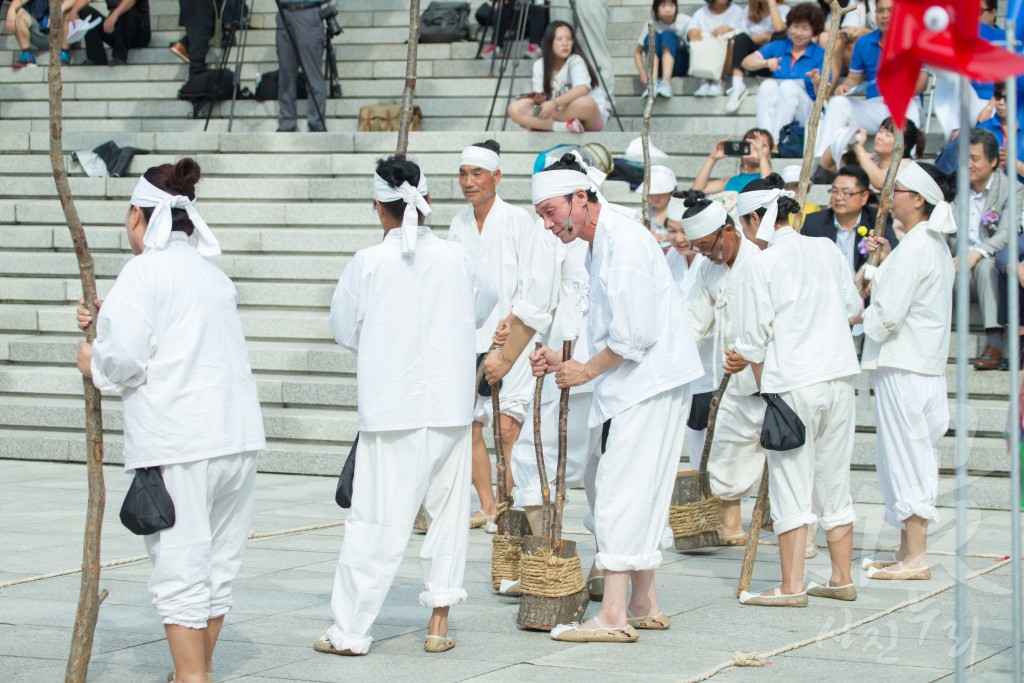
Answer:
[
  {"xmin": 995, "ymin": 93, "xmax": 1007, "ymax": 101},
  {"xmin": 828, "ymin": 188, "xmax": 868, "ymax": 198},
  {"xmin": 691, "ymin": 229, "xmax": 723, "ymax": 255}
]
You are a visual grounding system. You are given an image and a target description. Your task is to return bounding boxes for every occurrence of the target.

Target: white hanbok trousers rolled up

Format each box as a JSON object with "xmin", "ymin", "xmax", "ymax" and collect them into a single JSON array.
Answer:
[
  {"xmin": 594, "ymin": 384, "xmax": 689, "ymax": 571},
  {"xmin": 511, "ymin": 391, "xmax": 601, "ymax": 517},
  {"xmin": 874, "ymin": 368, "xmax": 948, "ymax": 529},
  {"xmin": 813, "ymin": 95, "xmax": 922, "ymax": 158},
  {"xmin": 686, "ymin": 427, "xmax": 707, "ymax": 471},
  {"xmin": 707, "ymin": 388, "xmax": 765, "ymax": 501},
  {"xmin": 756, "ymin": 79, "xmax": 814, "ymax": 147},
  {"xmin": 144, "ymin": 451, "xmax": 258, "ymax": 629},
  {"xmin": 472, "ymin": 347, "xmax": 535, "ymax": 426},
  {"xmin": 767, "ymin": 378, "xmax": 857, "ymax": 535},
  {"xmin": 327, "ymin": 425, "xmax": 471, "ymax": 654}
]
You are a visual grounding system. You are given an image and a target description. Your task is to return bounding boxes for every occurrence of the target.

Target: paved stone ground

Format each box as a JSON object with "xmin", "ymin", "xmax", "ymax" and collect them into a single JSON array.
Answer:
[{"xmin": 0, "ymin": 459, "xmax": 1021, "ymax": 682}]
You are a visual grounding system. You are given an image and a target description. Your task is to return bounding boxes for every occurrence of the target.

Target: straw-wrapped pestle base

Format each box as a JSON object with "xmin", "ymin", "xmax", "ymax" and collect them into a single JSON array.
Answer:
[
  {"xmin": 490, "ymin": 509, "xmax": 531, "ymax": 591},
  {"xmin": 671, "ymin": 470, "xmax": 723, "ymax": 551},
  {"xmin": 517, "ymin": 536, "xmax": 590, "ymax": 631}
]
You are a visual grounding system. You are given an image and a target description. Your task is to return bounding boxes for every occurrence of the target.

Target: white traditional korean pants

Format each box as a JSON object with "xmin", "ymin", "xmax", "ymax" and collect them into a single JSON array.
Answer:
[
  {"xmin": 756, "ymin": 79, "xmax": 813, "ymax": 147},
  {"xmin": 686, "ymin": 427, "xmax": 707, "ymax": 471},
  {"xmin": 593, "ymin": 384, "xmax": 690, "ymax": 571},
  {"xmin": 874, "ymin": 368, "xmax": 949, "ymax": 529},
  {"xmin": 144, "ymin": 451, "xmax": 258, "ymax": 629},
  {"xmin": 813, "ymin": 95, "xmax": 922, "ymax": 158},
  {"xmin": 327, "ymin": 425, "xmax": 471, "ymax": 654},
  {"xmin": 708, "ymin": 388, "xmax": 765, "ymax": 501},
  {"xmin": 767, "ymin": 378, "xmax": 858, "ymax": 535}
]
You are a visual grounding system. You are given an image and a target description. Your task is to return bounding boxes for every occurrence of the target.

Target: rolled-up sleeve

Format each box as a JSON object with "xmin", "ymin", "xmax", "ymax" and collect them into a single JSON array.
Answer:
[
  {"xmin": 469, "ymin": 255, "xmax": 498, "ymax": 329},
  {"xmin": 684, "ymin": 274, "xmax": 716, "ymax": 342},
  {"xmin": 862, "ymin": 257, "xmax": 916, "ymax": 345},
  {"xmin": 90, "ymin": 286, "xmax": 153, "ymax": 394},
  {"xmin": 733, "ymin": 261, "xmax": 772, "ymax": 364},
  {"xmin": 511, "ymin": 226, "xmax": 561, "ymax": 334},
  {"xmin": 330, "ymin": 255, "xmax": 364, "ymax": 355},
  {"xmin": 604, "ymin": 264, "xmax": 659, "ymax": 363}
]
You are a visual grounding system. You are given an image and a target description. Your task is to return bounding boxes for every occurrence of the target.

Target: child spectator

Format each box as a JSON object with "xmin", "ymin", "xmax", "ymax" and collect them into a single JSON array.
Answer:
[
  {"xmin": 687, "ymin": 0, "xmax": 745, "ymax": 96},
  {"xmin": 725, "ymin": 0, "xmax": 789, "ymax": 111},
  {"xmin": 633, "ymin": 0, "xmax": 691, "ymax": 99}
]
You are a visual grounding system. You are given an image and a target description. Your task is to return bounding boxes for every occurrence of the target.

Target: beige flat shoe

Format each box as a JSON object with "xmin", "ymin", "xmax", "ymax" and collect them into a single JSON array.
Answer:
[
  {"xmin": 807, "ymin": 581, "xmax": 857, "ymax": 601},
  {"xmin": 627, "ymin": 611, "xmax": 671, "ymax": 630},
  {"xmin": 718, "ymin": 532, "xmax": 747, "ymax": 546},
  {"xmin": 168, "ymin": 673, "xmax": 213, "ymax": 683},
  {"xmin": 805, "ymin": 540, "xmax": 818, "ymax": 559},
  {"xmin": 738, "ymin": 587, "xmax": 808, "ymax": 608},
  {"xmin": 424, "ymin": 634, "xmax": 456, "ymax": 653},
  {"xmin": 550, "ymin": 617, "xmax": 639, "ymax": 643},
  {"xmin": 861, "ymin": 554, "xmax": 899, "ymax": 571},
  {"xmin": 867, "ymin": 562, "xmax": 931, "ymax": 581},
  {"xmin": 313, "ymin": 636, "xmax": 364, "ymax": 656},
  {"xmin": 469, "ymin": 510, "xmax": 488, "ymax": 529}
]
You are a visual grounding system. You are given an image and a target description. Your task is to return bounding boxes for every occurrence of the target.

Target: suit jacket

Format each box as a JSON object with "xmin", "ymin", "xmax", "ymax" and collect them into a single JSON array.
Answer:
[
  {"xmin": 801, "ymin": 205, "xmax": 898, "ymax": 272},
  {"xmin": 949, "ymin": 170, "xmax": 1024, "ymax": 256}
]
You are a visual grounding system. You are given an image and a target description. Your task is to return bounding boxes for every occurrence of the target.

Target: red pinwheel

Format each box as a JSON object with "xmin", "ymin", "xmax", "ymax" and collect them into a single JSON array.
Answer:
[{"xmin": 878, "ymin": 0, "xmax": 1024, "ymax": 127}]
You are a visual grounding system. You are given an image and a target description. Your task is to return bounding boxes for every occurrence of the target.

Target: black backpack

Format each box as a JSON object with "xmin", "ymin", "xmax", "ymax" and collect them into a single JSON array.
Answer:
[
  {"xmin": 419, "ymin": 2, "xmax": 471, "ymax": 43},
  {"xmin": 254, "ymin": 69, "xmax": 308, "ymax": 101}
]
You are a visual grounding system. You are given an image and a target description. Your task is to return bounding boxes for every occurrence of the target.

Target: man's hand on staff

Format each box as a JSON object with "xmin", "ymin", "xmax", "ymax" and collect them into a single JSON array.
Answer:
[
  {"xmin": 77, "ymin": 342, "xmax": 93, "ymax": 378},
  {"xmin": 864, "ymin": 230, "xmax": 891, "ymax": 263},
  {"xmin": 555, "ymin": 359, "xmax": 592, "ymax": 389},
  {"xmin": 723, "ymin": 348, "xmax": 748, "ymax": 375},
  {"xmin": 76, "ymin": 298, "xmax": 102, "ymax": 331},
  {"xmin": 483, "ymin": 346, "xmax": 513, "ymax": 384},
  {"xmin": 530, "ymin": 345, "xmax": 561, "ymax": 377}
]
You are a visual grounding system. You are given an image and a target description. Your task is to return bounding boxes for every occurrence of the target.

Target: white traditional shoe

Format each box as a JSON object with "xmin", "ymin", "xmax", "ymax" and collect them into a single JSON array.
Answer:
[
  {"xmin": 724, "ymin": 83, "xmax": 747, "ymax": 112},
  {"xmin": 483, "ymin": 515, "xmax": 498, "ymax": 534},
  {"xmin": 656, "ymin": 80, "xmax": 674, "ymax": 98},
  {"xmin": 705, "ymin": 82, "xmax": 723, "ymax": 97},
  {"xmin": 694, "ymin": 81, "xmax": 711, "ymax": 97},
  {"xmin": 498, "ymin": 578, "xmax": 521, "ymax": 596}
]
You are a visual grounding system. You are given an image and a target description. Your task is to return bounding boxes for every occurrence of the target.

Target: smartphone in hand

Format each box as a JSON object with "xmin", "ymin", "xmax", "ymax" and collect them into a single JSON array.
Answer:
[{"xmin": 723, "ymin": 140, "xmax": 751, "ymax": 156}]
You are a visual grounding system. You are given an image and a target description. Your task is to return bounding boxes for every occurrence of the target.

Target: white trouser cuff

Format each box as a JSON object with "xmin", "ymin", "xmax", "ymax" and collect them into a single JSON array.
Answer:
[
  {"xmin": 771, "ymin": 511, "xmax": 818, "ymax": 536},
  {"xmin": 162, "ymin": 617, "xmax": 209, "ymax": 630},
  {"xmin": 887, "ymin": 502, "xmax": 940, "ymax": 528},
  {"xmin": 595, "ymin": 549, "xmax": 663, "ymax": 572},
  {"xmin": 209, "ymin": 604, "xmax": 232, "ymax": 621},
  {"xmin": 325, "ymin": 626, "xmax": 372, "ymax": 655},
  {"xmin": 818, "ymin": 509, "xmax": 857, "ymax": 532},
  {"xmin": 419, "ymin": 587, "xmax": 468, "ymax": 608}
]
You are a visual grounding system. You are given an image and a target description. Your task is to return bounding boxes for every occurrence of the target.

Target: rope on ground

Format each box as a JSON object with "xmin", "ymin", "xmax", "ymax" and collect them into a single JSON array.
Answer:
[
  {"xmin": 0, "ymin": 520, "xmax": 346, "ymax": 589},
  {"xmin": 677, "ymin": 556, "xmax": 1013, "ymax": 683}
]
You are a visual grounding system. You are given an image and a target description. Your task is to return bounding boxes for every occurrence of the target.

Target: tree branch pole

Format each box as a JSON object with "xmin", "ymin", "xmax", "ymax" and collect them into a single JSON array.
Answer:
[
  {"xmin": 857, "ymin": 127, "xmax": 903, "ymax": 296},
  {"xmin": 641, "ymin": 22, "xmax": 656, "ymax": 229},
  {"xmin": 532, "ymin": 342, "xmax": 551, "ymax": 538},
  {"xmin": 396, "ymin": 0, "xmax": 421, "ymax": 156},
  {"xmin": 699, "ymin": 374, "xmax": 731, "ymax": 498},
  {"xmin": 793, "ymin": 1, "xmax": 856, "ymax": 227},
  {"xmin": 550, "ymin": 341, "xmax": 572, "ymax": 544},
  {"xmin": 49, "ymin": 1, "xmax": 108, "ymax": 679}
]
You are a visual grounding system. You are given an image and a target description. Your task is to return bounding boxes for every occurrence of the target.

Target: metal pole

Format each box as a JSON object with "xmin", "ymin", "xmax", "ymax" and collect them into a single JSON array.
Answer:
[
  {"xmin": 954, "ymin": 74, "xmax": 971, "ymax": 683},
  {"xmin": 1005, "ymin": 20, "xmax": 1022, "ymax": 682}
]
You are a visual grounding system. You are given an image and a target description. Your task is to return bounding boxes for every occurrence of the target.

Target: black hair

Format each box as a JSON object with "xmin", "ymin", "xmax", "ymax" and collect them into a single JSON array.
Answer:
[
  {"xmin": 740, "ymin": 173, "xmax": 800, "ymax": 223},
  {"xmin": 140, "ymin": 158, "xmax": 201, "ymax": 235},
  {"xmin": 652, "ymin": 0, "xmax": 678, "ymax": 21},
  {"xmin": 375, "ymin": 155, "xmax": 425, "ymax": 222},
  {"xmin": 879, "ymin": 117, "xmax": 925, "ymax": 159},
  {"xmin": 679, "ymin": 189, "xmax": 736, "ymax": 226},
  {"xmin": 969, "ymin": 129, "xmax": 1000, "ymax": 163},
  {"xmin": 471, "ymin": 139, "xmax": 501, "ymax": 155},
  {"xmin": 835, "ymin": 165, "xmax": 871, "ymax": 192},
  {"xmin": 787, "ymin": 3, "xmax": 825, "ymax": 35},
  {"xmin": 540, "ymin": 22, "xmax": 599, "ymax": 100},
  {"xmin": 541, "ymin": 153, "xmax": 599, "ymax": 202},
  {"xmin": 916, "ymin": 163, "xmax": 955, "ymax": 217}
]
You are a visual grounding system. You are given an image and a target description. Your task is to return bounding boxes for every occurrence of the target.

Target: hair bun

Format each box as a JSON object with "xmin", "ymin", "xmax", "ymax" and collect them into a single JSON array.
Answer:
[
  {"xmin": 675, "ymin": 189, "xmax": 707, "ymax": 208},
  {"xmin": 170, "ymin": 158, "xmax": 201, "ymax": 196}
]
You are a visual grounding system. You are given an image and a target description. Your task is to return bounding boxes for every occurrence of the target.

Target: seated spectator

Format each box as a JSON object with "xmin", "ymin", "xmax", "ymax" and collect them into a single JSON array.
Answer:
[
  {"xmin": 948, "ymin": 129, "xmax": 1024, "ymax": 370},
  {"xmin": 741, "ymin": 3, "xmax": 824, "ymax": 145},
  {"xmin": 815, "ymin": 0, "xmax": 874, "ymax": 75},
  {"xmin": 812, "ymin": 0, "xmax": 928, "ymax": 161},
  {"xmin": 6, "ymin": 0, "xmax": 75, "ymax": 67},
  {"xmin": 977, "ymin": 82, "xmax": 1008, "ymax": 146},
  {"xmin": 687, "ymin": 0, "xmax": 745, "ymax": 97},
  {"xmin": 821, "ymin": 117, "xmax": 923, "ymax": 191},
  {"xmin": 634, "ymin": 0, "xmax": 690, "ymax": 99},
  {"xmin": 995, "ymin": 234, "xmax": 1024, "ymax": 370},
  {"xmin": 725, "ymin": 0, "xmax": 789, "ymax": 111},
  {"xmin": 507, "ymin": 21, "xmax": 609, "ymax": 133},
  {"xmin": 693, "ymin": 127, "xmax": 773, "ymax": 194},
  {"xmin": 478, "ymin": 0, "xmax": 548, "ymax": 60},
  {"xmin": 72, "ymin": 0, "xmax": 151, "ymax": 65}
]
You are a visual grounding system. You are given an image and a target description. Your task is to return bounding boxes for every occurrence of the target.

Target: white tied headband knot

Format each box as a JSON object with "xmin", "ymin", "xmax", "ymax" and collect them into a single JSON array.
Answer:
[
  {"xmin": 680, "ymin": 200, "xmax": 728, "ymax": 241},
  {"xmin": 130, "ymin": 176, "xmax": 220, "ymax": 257},
  {"xmin": 373, "ymin": 172, "xmax": 431, "ymax": 254},
  {"xmin": 532, "ymin": 169, "xmax": 592, "ymax": 206},
  {"xmin": 895, "ymin": 162, "xmax": 957, "ymax": 235},
  {"xmin": 459, "ymin": 145, "xmax": 501, "ymax": 173},
  {"xmin": 737, "ymin": 189, "xmax": 795, "ymax": 245}
]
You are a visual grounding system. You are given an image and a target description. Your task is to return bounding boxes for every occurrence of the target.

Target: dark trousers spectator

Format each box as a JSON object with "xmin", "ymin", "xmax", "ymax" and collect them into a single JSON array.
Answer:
[
  {"xmin": 275, "ymin": 5, "xmax": 326, "ymax": 132},
  {"xmin": 731, "ymin": 31, "xmax": 786, "ymax": 77},
  {"xmin": 182, "ymin": 0, "xmax": 240, "ymax": 76},
  {"xmin": 79, "ymin": 5, "xmax": 150, "ymax": 64},
  {"xmin": 493, "ymin": 2, "xmax": 547, "ymax": 46},
  {"xmin": 997, "ymin": 235, "xmax": 1024, "ymax": 343}
]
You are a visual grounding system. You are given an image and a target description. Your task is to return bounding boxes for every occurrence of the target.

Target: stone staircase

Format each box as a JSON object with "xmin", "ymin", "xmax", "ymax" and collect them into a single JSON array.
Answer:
[{"xmin": 0, "ymin": 0, "xmax": 1015, "ymax": 509}]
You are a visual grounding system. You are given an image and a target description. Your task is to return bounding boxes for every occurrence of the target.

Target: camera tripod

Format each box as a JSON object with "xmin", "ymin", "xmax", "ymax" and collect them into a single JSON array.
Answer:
[{"xmin": 484, "ymin": 0, "xmax": 532, "ymax": 131}]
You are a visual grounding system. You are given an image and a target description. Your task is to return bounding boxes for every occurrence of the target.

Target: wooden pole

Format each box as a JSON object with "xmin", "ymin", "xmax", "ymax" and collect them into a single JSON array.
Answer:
[
  {"xmin": 699, "ymin": 375, "xmax": 731, "ymax": 497},
  {"xmin": 49, "ymin": 2, "xmax": 109, "ymax": 679},
  {"xmin": 533, "ymin": 342, "xmax": 551, "ymax": 538},
  {"xmin": 550, "ymin": 341, "xmax": 572, "ymax": 544},
  {"xmin": 396, "ymin": 0, "xmax": 421, "ymax": 157},
  {"xmin": 736, "ymin": 464, "xmax": 770, "ymax": 597},
  {"xmin": 641, "ymin": 22, "xmax": 656, "ymax": 229},
  {"xmin": 492, "ymin": 383, "xmax": 508, "ymax": 522},
  {"xmin": 793, "ymin": 1, "xmax": 857, "ymax": 229},
  {"xmin": 858, "ymin": 127, "xmax": 904, "ymax": 296}
]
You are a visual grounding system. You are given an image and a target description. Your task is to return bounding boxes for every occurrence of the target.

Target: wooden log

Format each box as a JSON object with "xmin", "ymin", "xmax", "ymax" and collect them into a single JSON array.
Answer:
[
  {"xmin": 533, "ymin": 342, "xmax": 551, "ymax": 537},
  {"xmin": 396, "ymin": 0, "xmax": 421, "ymax": 157},
  {"xmin": 736, "ymin": 463, "xmax": 771, "ymax": 597},
  {"xmin": 516, "ymin": 536, "xmax": 590, "ymax": 631},
  {"xmin": 857, "ymin": 126, "xmax": 904, "ymax": 296},
  {"xmin": 671, "ymin": 472, "xmax": 722, "ymax": 551}
]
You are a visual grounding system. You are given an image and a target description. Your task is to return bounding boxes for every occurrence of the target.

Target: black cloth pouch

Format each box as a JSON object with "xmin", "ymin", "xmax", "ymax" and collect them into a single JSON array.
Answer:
[
  {"xmin": 119, "ymin": 466, "xmax": 176, "ymax": 535},
  {"xmin": 686, "ymin": 391, "xmax": 714, "ymax": 431},
  {"xmin": 760, "ymin": 393, "xmax": 806, "ymax": 451},
  {"xmin": 335, "ymin": 433, "xmax": 359, "ymax": 509},
  {"xmin": 476, "ymin": 352, "xmax": 501, "ymax": 397}
]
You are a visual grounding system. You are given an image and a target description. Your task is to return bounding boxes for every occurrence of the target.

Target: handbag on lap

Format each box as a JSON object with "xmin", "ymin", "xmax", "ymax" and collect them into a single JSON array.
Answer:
[{"xmin": 687, "ymin": 32, "xmax": 732, "ymax": 81}]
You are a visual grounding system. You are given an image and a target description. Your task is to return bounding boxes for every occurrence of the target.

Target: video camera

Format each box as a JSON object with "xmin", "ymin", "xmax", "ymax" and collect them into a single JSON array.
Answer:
[{"xmin": 320, "ymin": 2, "xmax": 342, "ymax": 38}]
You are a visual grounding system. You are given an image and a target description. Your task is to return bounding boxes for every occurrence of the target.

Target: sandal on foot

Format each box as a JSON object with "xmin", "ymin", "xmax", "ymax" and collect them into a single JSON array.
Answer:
[
  {"xmin": 805, "ymin": 540, "xmax": 818, "ymax": 559},
  {"xmin": 499, "ymin": 579, "xmax": 521, "ymax": 596},
  {"xmin": 718, "ymin": 532, "xmax": 747, "ymax": 546},
  {"xmin": 806, "ymin": 581, "xmax": 857, "ymax": 601},
  {"xmin": 483, "ymin": 515, "xmax": 498, "ymax": 534},
  {"xmin": 861, "ymin": 554, "xmax": 899, "ymax": 571},
  {"xmin": 627, "ymin": 611, "xmax": 671, "ymax": 630},
  {"xmin": 424, "ymin": 634, "xmax": 456, "ymax": 653},
  {"xmin": 587, "ymin": 576, "xmax": 604, "ymax": 602},
  {"xmin": 168, "ymin": 674, "xmax": 213, "ymax": 683},
  {"xmin": 469, "ymin": 510, "xmax": 488, "ymax": 529},
  {"xmin": 738, "ymin": 587, "xmax": 808, "ymax": 607},
  {"xmin": 550, "ymin": 617, "xmax": 639, "ymax": 643},
  {"xmin": 867, "ymin": 562, "xmax": 931, "ymax": 581},
  {"xmin": 313, "ymin": 635, "xmax": 364, "ymax": 656}
]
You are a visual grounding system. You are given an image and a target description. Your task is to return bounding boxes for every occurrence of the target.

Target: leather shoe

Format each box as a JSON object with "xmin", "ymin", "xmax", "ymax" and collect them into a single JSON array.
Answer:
[{"xmin": 974, "ymin": 346, "xmax": 1003, "ymax": 370}]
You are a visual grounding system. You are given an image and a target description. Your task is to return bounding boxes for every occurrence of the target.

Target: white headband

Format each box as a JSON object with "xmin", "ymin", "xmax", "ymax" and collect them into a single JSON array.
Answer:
[
  {"xmin": 532, "ymin": 169, "xmax": 592, "ymax": 206},
  {"xmin": 738, "ymin": 189, "xmax": 794, "ymax": 244},
  {"xmin": 681, "ymin": 200, "xmax": 728, "ymax": 241},
  {"xmin": 130, "ymin": 176, "xmax": 220, "ymax": 257},
  {"xmin": 896, "ymin": 162, "xmax": 957, "ymax": 234},
  {"xmin": 635, "ymin": 165, "xmax": 678, "ymax": 195},
  {"xmin": 373, "ymin": 171, "xmax": 431, "ymax": 254},
  {"xmin": 666, "ymin": 196, "xmax": 688, "ymax": 222},
  {"xmin": 459, "ymin": 145, "xmax": 501, "ymax": 173},
  {"xmin": 781, "ymin": 165, "xmax": 802, "ymax": 184}
]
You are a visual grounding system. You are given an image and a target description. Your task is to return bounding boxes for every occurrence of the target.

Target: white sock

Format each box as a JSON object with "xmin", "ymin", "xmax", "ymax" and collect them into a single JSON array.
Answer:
[
  {"xmin": 732, "ymin": 74, "xmax": 744, "ymax": 89},
  {"xmin": 552, "ymin": 121, "xmax": 568, "ymax": 133}
]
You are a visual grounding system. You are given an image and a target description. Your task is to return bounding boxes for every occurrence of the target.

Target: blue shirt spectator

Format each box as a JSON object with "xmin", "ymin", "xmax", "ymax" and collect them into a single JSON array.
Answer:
[
  {"xmin": 849, "ymin": 29, "xmax": 883, "ymax": 98},
  {"xmin": 755, "ymin": 38, "xmax": 826, "ymax": 99}
]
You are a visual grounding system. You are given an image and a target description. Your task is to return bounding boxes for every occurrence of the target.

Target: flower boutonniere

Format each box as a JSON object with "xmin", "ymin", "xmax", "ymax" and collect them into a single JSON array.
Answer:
[
  {"xmin": 981, "ymin": 208, "xmax": 1000, "ymax": 233},
  {"xmin": 856, "ymin": 225, "xmax": 869, "ymax": 256}
]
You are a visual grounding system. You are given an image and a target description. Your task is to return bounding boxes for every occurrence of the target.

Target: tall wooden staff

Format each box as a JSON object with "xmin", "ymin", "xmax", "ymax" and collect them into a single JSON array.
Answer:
[
  {"xmin": 793, "ymin": 1, "xmax": 857, "ymax": 228},
  {"xmin": 49, "ymin": 2, "xmax": 108, "ymax": 679},
  {"xmin": 640, "ymin": 23, "xmax": 656, "ymax": 229},
  {"xmin": 533, "ymin": 342, "xmax": 551, "ymax": 537},
  {"xmin": 549, "ymin": 341, "xmax": 572, "ymax": 543},
  {"xmin": 857, "ymin": 129, "xmax": 904, "ymax": 296},
  {"xmin": 396, "ymin": 0, "xmax": 422, "ymax": 156}
]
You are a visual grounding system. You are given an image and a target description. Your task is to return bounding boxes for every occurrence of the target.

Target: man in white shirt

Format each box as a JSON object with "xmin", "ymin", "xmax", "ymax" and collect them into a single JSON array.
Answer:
[
  {"xmin": 448, "ymin": 141, "xmax": 536, "ymax": 532},
  {"xmin": 530, "ymin": 155, "xmax": 703, "ymax": 642},
  {"xmin": 730, "ymin": 194, "xmax": 862, "ymax": 607},
  {"xmin": 319, "ymin": 157, "xmax": 497, "ymax": 656}
]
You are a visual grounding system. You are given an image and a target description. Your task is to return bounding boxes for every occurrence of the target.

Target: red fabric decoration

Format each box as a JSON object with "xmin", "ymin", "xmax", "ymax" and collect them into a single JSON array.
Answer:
[{"xmin": 878, "ymin": 0, "xmax": 1024, "ymax": 127}]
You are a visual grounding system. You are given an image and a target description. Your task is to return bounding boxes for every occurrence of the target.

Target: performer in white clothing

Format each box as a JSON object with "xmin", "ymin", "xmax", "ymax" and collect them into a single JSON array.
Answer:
[
  {"xmin": 859, "ymin": 161, "xmax": 955, "ymax": 581},
  {"xmin": 448, "ymin": 141, "xmax": 535, "ymax": 533},
  {"xmin": 76, "ymin": 159, "xmax": 266, "ymax": 683},
  {"xmin": 318, "ymin": 157, "xmax": 498, "ymax": 656},
  {"xmin": 677, "ymin": 192, "xmax": 766, "ymax": 546},
  {"xmin": 530, "ymin": 155, "xmax": 704, "ymax": 642},
  {"xmin": 731, "ymin": 192, "xmax": 863, "ymax": 607}
]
